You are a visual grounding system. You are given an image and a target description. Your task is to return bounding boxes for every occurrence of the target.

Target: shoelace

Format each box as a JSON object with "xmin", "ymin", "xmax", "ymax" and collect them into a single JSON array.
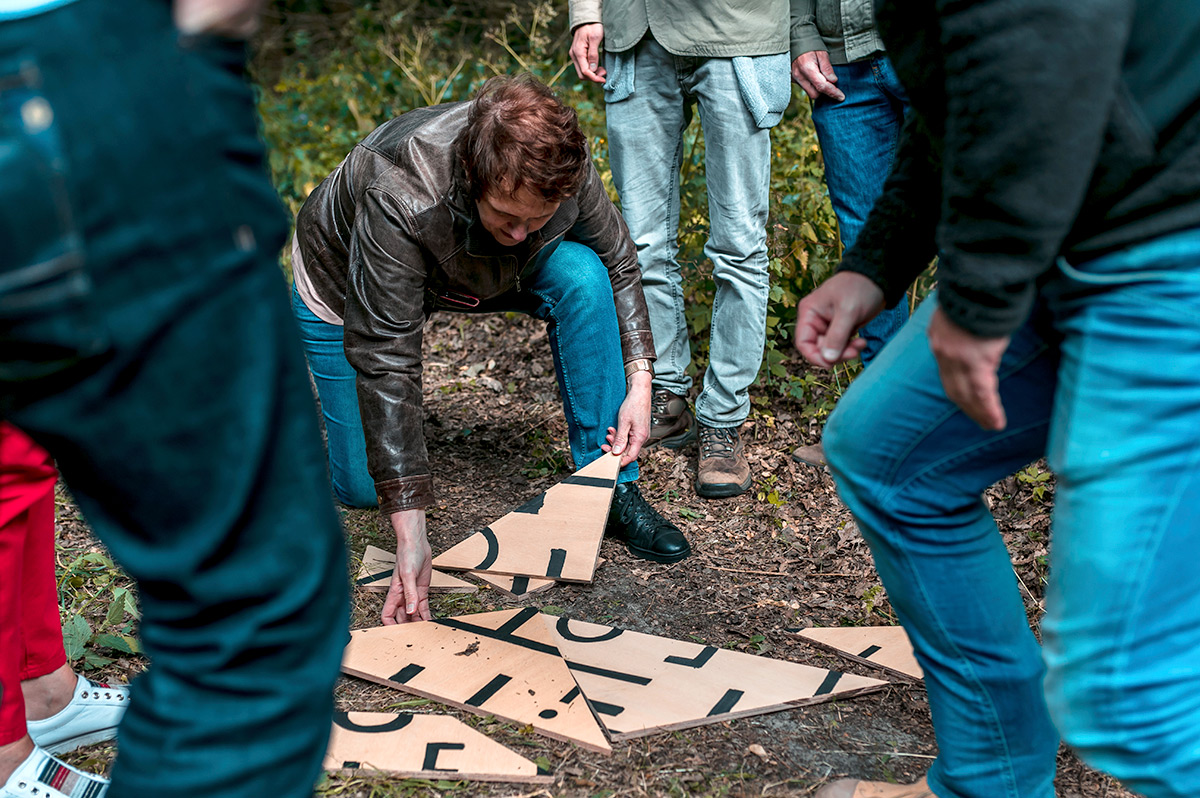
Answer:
[
  {"xmin": 699, "ymin": 426, "xmax": 737, "ymax": 459},
  {"xmin": 650, "ymin": 390, "xmax": 672, "ymax": 421},
  {"xmin": 616, "ymin": 486, "xmax": 665, "ymax": 531}
]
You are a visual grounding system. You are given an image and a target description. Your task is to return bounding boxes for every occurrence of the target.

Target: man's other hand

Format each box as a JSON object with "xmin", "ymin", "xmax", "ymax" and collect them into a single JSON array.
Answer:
[
  {"xmin": 794, "ymin": 272, "xmax": 883, "ymax": 368},
  {"xmin": 383, "ymin": 508, "xmax": 433, "ymax": 625},
  {"xmin": 174, "ymin": 0, "xmax": 265, "ymax": 38},
  {"xmin": 927, "ymin": 306, "xmax": 1010, "ymax": 431},
  {"xmin": 791, "ymin": 51, "xmax": 845, "ymax": 102},
  {"xmin": 569, "ymin": 24, "xmax": 607, "ymax": 84}
]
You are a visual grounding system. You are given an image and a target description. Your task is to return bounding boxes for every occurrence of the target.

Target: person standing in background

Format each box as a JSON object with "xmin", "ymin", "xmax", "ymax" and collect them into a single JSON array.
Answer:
[
  {"xmin": 789, "ymin": 0, "xmax": 910, "ymax": 468},
  {"xmin": 568, "ymin": 0, "xmax": 804, "ymax": 499}
]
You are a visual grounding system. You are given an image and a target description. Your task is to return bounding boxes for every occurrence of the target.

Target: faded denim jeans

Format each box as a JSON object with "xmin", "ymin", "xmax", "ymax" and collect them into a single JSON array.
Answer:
[
  {"xmin": 605, "ymin": 36, "xmax": 771, "ymax": 427},
  {"xmin": 825, "ymin": 227, "xmax": 1200, "ymax": 798}
]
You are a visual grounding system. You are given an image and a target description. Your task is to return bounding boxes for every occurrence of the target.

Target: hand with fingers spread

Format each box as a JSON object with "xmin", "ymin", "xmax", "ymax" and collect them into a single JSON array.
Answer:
[
  {"xmin": 794, "ymin": 272, "xmax": 885, "ymax": 368},
  {"xmin": 927, "ymin": 306, "xmax": 1011, "ymax": 431},
  {"xmin": 602, "ymin": 371, "xmax": 652, "ymax": 466},
  {"xmin": 791, "ymin": 51, "xmax": 846, "ymax": 102},
  {"xmin": 383, "ymin": 508, "xmax": 433, "ymax": 625},
  {"xmin": 174, "ymin": 0, "xmax": 265, "ymax": 38},
  {"xmin": 569, "ymin": 23, "xmax": 607, "ymax": 84}
]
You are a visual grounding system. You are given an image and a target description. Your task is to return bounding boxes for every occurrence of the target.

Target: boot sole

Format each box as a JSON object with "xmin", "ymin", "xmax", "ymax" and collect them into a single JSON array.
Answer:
[
  {"xmin": 694, "ymin": 474, "xmax": 752, "ymax": 499},
  {"xmin": 624, "ymin": 542, "xmax": 692, "ymax": 564}
]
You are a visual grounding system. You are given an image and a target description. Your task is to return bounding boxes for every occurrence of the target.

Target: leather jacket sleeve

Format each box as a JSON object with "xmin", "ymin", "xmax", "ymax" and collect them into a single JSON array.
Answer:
[
  {"xmin": 568, "ymin": 165, "xmax": 656, "ymax": 363},
  {"xmin": 341, "ymin": 186, "xmax": 435, "ymax": 514}
]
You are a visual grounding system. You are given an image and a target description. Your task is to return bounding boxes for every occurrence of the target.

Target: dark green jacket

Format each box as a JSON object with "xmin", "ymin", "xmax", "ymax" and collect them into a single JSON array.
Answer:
[{"xmin": 841, "ymin": 0, "xmax": 1200, "ymax": 337}]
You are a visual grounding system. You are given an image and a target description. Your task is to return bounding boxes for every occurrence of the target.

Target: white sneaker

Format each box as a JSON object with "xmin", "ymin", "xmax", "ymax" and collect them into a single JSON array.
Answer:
[
  {"xmin": 27, "ymin": 675, "xmax": 128, "ymax": 755},
  {"xmin": 1, "ymin": 745, "xmax": 108, "ymax": 798}
]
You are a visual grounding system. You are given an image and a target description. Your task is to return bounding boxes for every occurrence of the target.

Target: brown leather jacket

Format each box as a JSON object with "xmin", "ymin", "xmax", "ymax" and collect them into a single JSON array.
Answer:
[{"xmin": 295, "ymin": 100, "xmax": 654, "ymax": 514}]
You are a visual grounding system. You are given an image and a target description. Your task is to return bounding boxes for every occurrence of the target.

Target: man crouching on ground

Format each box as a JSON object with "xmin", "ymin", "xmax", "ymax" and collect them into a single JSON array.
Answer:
[{"xmin": 292, "ymin": 74, "xmax": 691, "ymax": 624}]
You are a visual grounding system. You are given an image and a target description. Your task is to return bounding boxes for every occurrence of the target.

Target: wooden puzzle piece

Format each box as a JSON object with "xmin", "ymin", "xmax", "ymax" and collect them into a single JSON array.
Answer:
[
  {"xmin": 472, "ymin": 571, "xmax": 557, "ymax": 598},
  {"xmin": 546, "ymin": 615, "xmax": 890, "ymax": 739},
  {"xmin": 475, "ymin": 558, "xmax": 606, "ymax": 598},
  {"xmin": 790, "ymin": 625, "xmax": 923, "ymax": 681},
  {"xmin": 340, "ymin": 607, "xmax": 611, "ymax": 754},
  {"xmin": 323, "ymin": 711, "xmax": 551, "ymax": 783},
  {"xmin": 432, "ymin": 455, "xmax": 620, "ymax": 583},
  {"xmin": 356, "ymin": 544, "xmax": 477, "ymax": 593}
]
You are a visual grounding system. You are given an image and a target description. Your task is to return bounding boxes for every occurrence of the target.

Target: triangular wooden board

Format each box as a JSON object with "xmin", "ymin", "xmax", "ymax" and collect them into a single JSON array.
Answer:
[
  {"xmin": 476, "ymin": 558, "xmax": 607, "ymax": 599},
  {"xmin": 323, "ymin": 711, "xmax": 551, "ymax": 783},
  {"xmin": 432, "ymin": 455, "xmax": 620, "ymax": 583},
  {"xmin": 340, "ymin": 608, "xmax": 612, "ymax": 754},
  {"xmin": 356, "ymin": 545, "xmax": 477, "ymax": 594},
  {"xmin": 473, "ymin": 571, "xmax": 557, "ymax": 598},
  {"xmin": 546, "ymin": 615, "xmax": 890, "ymax": 740},
  {"xmin": 790, "ymin": 626, "xmax": 923, "ymax": 681}
]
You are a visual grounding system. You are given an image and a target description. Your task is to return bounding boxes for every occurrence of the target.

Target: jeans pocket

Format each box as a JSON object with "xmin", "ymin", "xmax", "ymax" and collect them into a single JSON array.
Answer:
[
  {"xmin": 0, "ymin": 58, "xmax": 109, "ymax": 382},
  {"xmin": 0, "ymin": 59, "xmax": 88, "ymax": 316}
]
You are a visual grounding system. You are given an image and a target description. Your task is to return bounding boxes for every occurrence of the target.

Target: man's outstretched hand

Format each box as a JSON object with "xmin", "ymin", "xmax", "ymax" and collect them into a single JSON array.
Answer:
[
  {"xmin": 383, "ymin": 508, "xmax": 433, "ymax": 625},
  {"xmin": 927, "ymin": 306, "xmax": 1010, "ymax": 431},
  {"xmin": 794, "ymin": 272, "xmax": 884, "ymax": 368},
  {"xmin": 603, "ymin": 370, "xmax": 651, "ymax": 467}
]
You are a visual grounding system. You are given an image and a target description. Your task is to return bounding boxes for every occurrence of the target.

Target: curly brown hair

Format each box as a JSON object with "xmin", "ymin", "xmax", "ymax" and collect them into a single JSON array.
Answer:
[{"xmin": 455, "ymin": 74, "xmax": 589, "ymax": 203}]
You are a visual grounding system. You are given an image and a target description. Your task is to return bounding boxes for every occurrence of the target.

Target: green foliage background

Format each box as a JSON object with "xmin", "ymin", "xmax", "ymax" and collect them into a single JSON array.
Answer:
[{"xmin": 253, "ymin": 0, "xmax": 846, "ymax": 405}]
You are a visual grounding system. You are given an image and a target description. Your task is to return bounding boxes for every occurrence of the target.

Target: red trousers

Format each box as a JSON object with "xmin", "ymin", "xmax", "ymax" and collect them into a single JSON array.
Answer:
[{"xmin": 0, "ymin": 423, "xmax": 65, "ymax": 746}]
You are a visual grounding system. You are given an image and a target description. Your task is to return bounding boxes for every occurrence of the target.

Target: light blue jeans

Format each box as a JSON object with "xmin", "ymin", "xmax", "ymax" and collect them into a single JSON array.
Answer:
[
  {"xmin": 811, "ymin": 56, "xmax": 910, "ymax": 364},
  {"xmin": 824, "ymin": 227, "xmax": 1200, "ymax": 798},
  {"xmin": 606, "ymin": 37, "xmax": 771, "ymax": 427},
  {"xmin": 292, "ymin": 241, "xmax": 638, "ymax": 507}
]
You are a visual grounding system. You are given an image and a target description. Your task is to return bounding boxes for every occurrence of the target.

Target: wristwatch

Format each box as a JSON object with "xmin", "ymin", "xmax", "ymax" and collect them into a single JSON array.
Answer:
[{"xmin": 624, "ymin": 358, "xmax": 653, "ymax": 379}]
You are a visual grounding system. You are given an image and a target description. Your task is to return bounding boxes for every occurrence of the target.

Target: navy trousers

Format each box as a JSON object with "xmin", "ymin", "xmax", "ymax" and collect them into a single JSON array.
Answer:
[{"xmin": 0, "ymin": 2, "xmax": 349, "ymax": 795}]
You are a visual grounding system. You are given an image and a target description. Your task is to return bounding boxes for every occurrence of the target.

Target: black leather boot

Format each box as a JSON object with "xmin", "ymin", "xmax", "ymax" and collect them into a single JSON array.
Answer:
[{"xmin": 606, "ymin": 482, "xmax": 691, "ymax": 563}]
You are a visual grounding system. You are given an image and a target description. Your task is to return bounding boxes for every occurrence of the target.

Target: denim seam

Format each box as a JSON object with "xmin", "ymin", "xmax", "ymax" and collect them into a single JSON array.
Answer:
[
  {"xmin": 526, "ymin": 285, "xmax": 587, "ymax": 460},
  {"xmin": 881, "ymin": 528, "xmax": 1027, "ymax": 798},
  {"xmin": 875, "ymin": 343, "xmax": 1050, "ymax": 502}
]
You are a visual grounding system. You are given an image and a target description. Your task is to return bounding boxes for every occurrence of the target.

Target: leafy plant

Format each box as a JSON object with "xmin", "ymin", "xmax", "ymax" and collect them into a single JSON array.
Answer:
[{"xmin": 58, "ymin": 550, "xmax": 142, "ymax": 669}]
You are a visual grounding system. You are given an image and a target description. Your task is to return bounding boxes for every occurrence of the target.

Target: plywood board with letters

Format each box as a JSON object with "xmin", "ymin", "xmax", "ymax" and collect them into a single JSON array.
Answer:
[
  {"xmin": 791, "ymin": 626, "xmax": 924, "ymax": 681},
  {"xmin": 432, "ymin": 455, "xmax": 620, "ymax": 583},
  {"xmin": 340, "ymin": 607, "xmax": 611, "ymax": 754},
  {"xmin": 546, "ymin": 616, "xmax": 890, "ymax": 739},
  {"xmin": 323, "ymin": 711, "xmax": 551, "ymax": 783},
  {"xmin": 355, "ymin": 545, "xmax": 477, "ymax": 594},
  {"xmin": 472, "ymin": 571, "xmax": 557, "ymax": 598}
]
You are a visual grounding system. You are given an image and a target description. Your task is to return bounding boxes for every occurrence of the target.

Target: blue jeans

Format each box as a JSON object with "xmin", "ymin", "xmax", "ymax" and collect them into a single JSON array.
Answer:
[
  {"xmin": 293, "ymin": 241, "xmax": 637, "ymax": 507},
  {"xmin": 606, "ymin": 37, "xmax": 771, "ymax": 427},
  {"xmin": 824, "ymin": 227, "xmax": 1200, "ymax": 798},
  {"xmin": 0, "ymin": 3, "xmax": 349, "ymax": 796},
  {"xmin": 812, "ymin": 56, "xmax": 910, "ymax": 364}
]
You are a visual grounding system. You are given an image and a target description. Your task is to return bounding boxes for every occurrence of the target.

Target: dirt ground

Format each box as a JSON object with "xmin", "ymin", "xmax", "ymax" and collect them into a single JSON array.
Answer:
[{"xmin": 59, "ymin": 309, "xmax": 1136, "ymax": 797}]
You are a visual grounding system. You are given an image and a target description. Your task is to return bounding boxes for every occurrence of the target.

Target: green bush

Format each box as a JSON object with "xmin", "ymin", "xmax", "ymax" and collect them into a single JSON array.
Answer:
[{"xmin": 254, "ymin": 1, "xmax": 843, "ymax": 399}]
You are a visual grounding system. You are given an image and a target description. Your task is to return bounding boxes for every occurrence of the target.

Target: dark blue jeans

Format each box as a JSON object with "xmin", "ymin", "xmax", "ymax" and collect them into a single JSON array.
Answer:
[
  {"xmin": 292, "ymin": 241, "xmax": 638, "ymax": 507},
  {"xmin": 0, "ymin": 2, "xmax": 349, "ymax": 796},
  {"xmin": 825, "ymin": 227, "xmax": 1200, "ymax": 798},
  {"xmin": 811, "ymin": 56, "xmax": 910, "ymax": 364}
]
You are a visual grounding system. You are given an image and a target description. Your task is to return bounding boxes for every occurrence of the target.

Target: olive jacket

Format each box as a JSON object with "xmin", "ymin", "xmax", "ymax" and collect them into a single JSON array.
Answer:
[{"xmin": 295, "ymin": 100, "xmax": 654, "ymax": 513}]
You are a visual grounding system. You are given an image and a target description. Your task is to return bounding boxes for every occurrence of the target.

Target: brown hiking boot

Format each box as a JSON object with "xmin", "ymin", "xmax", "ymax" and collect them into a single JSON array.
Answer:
[
  {"xmin": 791, "ymin": 440, "xmax": 826, "ymax": 467},
  {"xmin": 815, "ymin": 776, "xmax": 936, "ymax": 798},
  {"xmin": 647, "ymin": 388, "xmax": 697, "ymax": 449},
  {"xmin": 695, "ymin": 423, "xmax": 751, "ymax": 498}
]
